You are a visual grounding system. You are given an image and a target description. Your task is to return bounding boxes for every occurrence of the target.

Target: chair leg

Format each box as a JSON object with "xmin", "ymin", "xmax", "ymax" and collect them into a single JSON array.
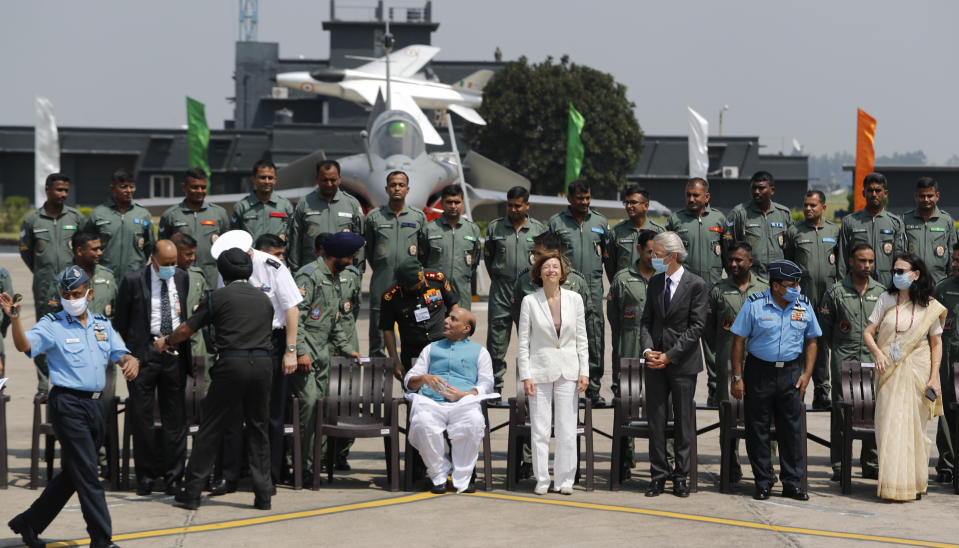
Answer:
[
  {"xmin": 292, "ymin": 399, "xmax": 302, "ymax": 491},
  {"xmin": 841, "ymin": 426, "xmax": 852, "ymax": 495},
  {"xmin": 389, "ymin": 427, "xmax": 400, "ymax": 492},
  {"xmin": 505, "ymin": 431, "xmax": 517, "ymax": 492},
  {"xmin": 609, "ymin": 431, "xmax": 621, "ymax": 491},
  {"xmin": 483, "ymin": 427, "xmax": 492, "ymax": 492}
]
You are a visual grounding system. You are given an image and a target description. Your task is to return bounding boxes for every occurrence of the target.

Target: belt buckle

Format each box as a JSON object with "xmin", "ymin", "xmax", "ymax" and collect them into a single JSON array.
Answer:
[
  {"xmin": 775, "ymin": 361, "xmax": 785, "ymax": 368},
  {"xmin": 92, "ymin": 392, "xmax": 101, "ymax": 400}
]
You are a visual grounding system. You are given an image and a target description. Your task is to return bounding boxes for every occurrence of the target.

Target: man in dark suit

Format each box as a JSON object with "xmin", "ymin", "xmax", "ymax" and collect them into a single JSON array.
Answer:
[
  {"xmin": 116, "ymin": 239, "xmax": 192, "ymax": 496},
  {"xmin": 640, "ymin": 231, "xmax": 708, "ymax": 498}
]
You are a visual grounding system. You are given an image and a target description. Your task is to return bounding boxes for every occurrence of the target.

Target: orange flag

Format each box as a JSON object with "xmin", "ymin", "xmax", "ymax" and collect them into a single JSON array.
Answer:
[{"xmin": 853, "ymin": 108, "xmax": 877, "ymax": 211}]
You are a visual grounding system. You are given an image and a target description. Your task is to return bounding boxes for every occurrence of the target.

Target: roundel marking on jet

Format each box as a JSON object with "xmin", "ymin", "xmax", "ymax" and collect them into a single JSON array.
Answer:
[
  {"xmin": 406, "ymin": 49, "xmax": 419, "ymax": 56},
  {"xmin": 301, "ymin": 82, "xmax": 315, "ymax": 92}
]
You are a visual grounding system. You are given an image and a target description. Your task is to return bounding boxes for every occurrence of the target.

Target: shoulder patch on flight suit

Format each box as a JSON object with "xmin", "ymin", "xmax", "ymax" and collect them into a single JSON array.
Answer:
[{"xmin": 266, "ymin": 258, "xmax": 282, "ymax": 269}]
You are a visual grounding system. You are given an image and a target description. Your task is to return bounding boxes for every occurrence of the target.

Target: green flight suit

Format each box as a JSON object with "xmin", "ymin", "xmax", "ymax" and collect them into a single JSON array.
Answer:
[
  {"xmin": 784, "ymin": 219, "xmax": 840, "ymax": 404},
  {"xmin": 706, "ymin": 273, "xmax": 768, "ymax": 480},
  {"xmin": 230, "ymin": 191, "xmax": 295, "ymax": 246},
  {"xmin": 902, "ymin": 207, "xmax": 956, "ymax": 284},
  {"xmin": 291, "ymin": 259, "xmax": 355, "ymax": 475},
  {"xmin": 20, "ymin": 204, "xmax": 85, "ymax": 391},
  {"xmin": 725, "ymin": 201, "xmax": 793, "ymax": 277},
  {"xmin": 364, "ymin": 204, "xmax": 427, "ymax": 357},
  {"xmin": 547, "ymin": 208, "xmax": 610, "ymax": 397},
  {"xmin": 185, "ymin": 265, "xmax": 211, "ymax": 394},
  {"xmin": 836, "ymin": 209, "xmax": 906, "ymax": 287},
  {"xmin": 422, "ymin": 215, "xmax": 482, "ymax": 311},
  {"xmin": 158, "ymin": 200, "xmax": 231, "ymax": 286},
  {"xmin": 337, "ymin": 265, "xmax": 362, "ymax": 353},
  {"xmin": 288, "ymin": 189, "xmax": 365, "ymax": 272},
  {"xmin": 88, "ymin": 264, "xmax": 118, "ymax": 318},
  {"xmin": 667, "ymin": 205, "xmax": 727, "ymax": 398},
  {"xmin": 607, "ymin": 219, "xmax": 665, "ymax": 277},
  {"xmin": 483, "ymin": 216, "xmax": 545, "ymax": 392},
  {"xmin": 84, "ymin": 200, "xmax": 155, "ymax": 282},
  {"xmin": 818, "ymin": 276, "xmax": 883, "ymax": 474},
  {"xmin": 933, "ymin": 276, "xmax": 959, "ymax": 477},
  {"xmin": 0, "ymin": 268, "xmax": 13, "ymax": 360}
]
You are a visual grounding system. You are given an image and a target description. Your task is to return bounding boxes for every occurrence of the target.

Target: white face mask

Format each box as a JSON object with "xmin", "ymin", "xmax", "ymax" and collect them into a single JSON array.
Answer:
[{"xmin": 61, "ymin": 290, "xmax": 90, "ymax": 317}]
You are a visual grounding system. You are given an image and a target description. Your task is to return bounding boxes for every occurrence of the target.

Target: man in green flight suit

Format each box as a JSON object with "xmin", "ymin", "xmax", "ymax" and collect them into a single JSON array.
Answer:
[
  {"xmin": 364, "ymin": 171, "xmax": 427, "ymax": 357},
  {"xmin": 725, "ymin": 171, "xmax": 793, "ymax": 277},
  {"xmin": 783, "ymin": 190, "xmax": 839, "ymax": 410},
  {"xmin": 483, "ymin": 186, "xmax": 545, "ymax": 392},
  {"xmin": 705, "ymin": 241, "xmax": 768, "ymax": 483},
  {"xmin": 71, "ymin": 232, "xmax": 118, "ymax": 319},
  {"xmin": 932, "ymin": 244, "xmax": 959, "ymax": 484},
  {"xmin": 547, "ymin": 179, "xmax": 610, "ymax": 405},
  {"xmin": 291, "ymin": 232, "xmax": 364, "ymax": 481},
  {"xmin": 818, "ymin": 243, "xmax": 882, "ymax": 481},
  {"xmin": 20, "ymin": 173, "xmax": 85, "ymax": 393},
  {"xmin": 171, "ymin": 233, "xmax": 211, "ymax": 391},
  {"xmin": 902, "ymin": 177, "xmax": 956, "ymax": 284},
  {"xmin": 288, "ymin": 160, "xmax": 365, "ymax": 272},
  {"xmin": 837, "ymin": 172, "xmax": 906, "ymax": 287},
  {"xmin": 84, "ymin": 168, "xmax": 156, "ymax": 282},
  {"xmin": 422, "ymin": 185, "xmax": 482, "ymax": 311},
  {"xmin": 667, "ymin": 178, "xmax": 727, "ymax": 405},
  {"xmin": 607, "ymin": 184, "xmax": 665, "ymax": 276},
  {"xmin": 231, "ymin": 160, "xmax": 295, "ymax": 246},
  {"xmin": 158, "ymin": 168, "xmax": 231, "ymax": 286}
]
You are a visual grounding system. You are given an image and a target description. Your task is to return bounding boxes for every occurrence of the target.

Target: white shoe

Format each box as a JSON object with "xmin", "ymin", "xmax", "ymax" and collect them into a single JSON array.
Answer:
[
  {"xmin": 533, "ymin": 485, "xmax": 549, "ymax": 495},
  {"xmin": 559, "ymin": 486, "xmax": 573, "ymax": 495}
]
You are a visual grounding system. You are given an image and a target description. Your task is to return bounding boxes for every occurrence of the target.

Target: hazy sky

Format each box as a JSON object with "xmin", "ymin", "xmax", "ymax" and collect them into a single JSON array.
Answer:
[{"xmin": 2, "ymin": 0, "xmax": 957, "ymax": 161}]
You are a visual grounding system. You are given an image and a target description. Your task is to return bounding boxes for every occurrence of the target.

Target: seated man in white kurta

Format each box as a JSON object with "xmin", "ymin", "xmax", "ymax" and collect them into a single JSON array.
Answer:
[{"xmin": 404, "ymin": 307, "xmax": 494, "ymax": 494}]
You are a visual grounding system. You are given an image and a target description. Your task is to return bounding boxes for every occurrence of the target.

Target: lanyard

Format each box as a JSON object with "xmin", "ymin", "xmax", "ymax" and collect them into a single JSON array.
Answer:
[{"xmin": 895, "ymin": 293, "xmax": 915, "ymax": 334}]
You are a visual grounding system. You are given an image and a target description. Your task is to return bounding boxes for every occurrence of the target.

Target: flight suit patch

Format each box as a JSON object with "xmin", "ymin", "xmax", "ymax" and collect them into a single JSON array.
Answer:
[
  {"xmin": 623, "ymin": 306, "xmax": 635, "ymax": 319},
  {"xmin": 342, "ymin": 301, "xmax": 352, "ymax": 313},
  {"xmin": 310, "ymin": 306, "xmax": 322, "ymax": 320},
  {"xmin": 105, "ymin": 304, "xmax": 113, "ymax": 316},
  {"xmin": 936, "ymin": 245, "xmax": 946, "ymax": 257},
  {"xmin": 409, "ymin": 245, "xmax": 417, "ymax": 256},
  {"xmin": 778, "ymin": 233, "xmax": 784, "ymax": 247},
  {"xmin": 137, "ymin": 237, "xmax": 145, "ymax": 250},
  {"xmin": 839, "ymin": 320, "xmax": 851, "ymax": 334},
  {"xmin": 714, "ymin": 243, "xmax": 722, "ymax": 256},
  {"xmin": 36, "ymin": 240, "xmax": 46, "ymax": 252},
  {"xmin": 882, "ymin": 242, "xmax": 893, "ymax": 255},
  {"xmin": 465, "ymin": 252, "xmax": 472, "ymax": 266},
  {"xmin": 828, "ymin": 252, "xmax": 836, "ymax": 265},
  {"xmin": 945, "ymin": 317, "xmax": 954, "ymax": 331}
]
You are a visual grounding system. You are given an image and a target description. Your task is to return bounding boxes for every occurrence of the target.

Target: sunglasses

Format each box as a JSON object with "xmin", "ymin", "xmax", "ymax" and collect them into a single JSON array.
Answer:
[{"xmin": 892, "ymin": 268, "xmax": 912, "ymax": 275}]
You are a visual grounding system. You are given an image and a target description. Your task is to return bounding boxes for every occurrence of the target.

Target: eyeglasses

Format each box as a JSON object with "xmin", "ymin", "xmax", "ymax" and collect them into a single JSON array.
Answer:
[
  {"xmin": 892, "ymin": 268, "xmax": 912, "ymax": 275},
  {"xmin": 623, "ymin": 200, "xmax": 648, "ymax": 206}
]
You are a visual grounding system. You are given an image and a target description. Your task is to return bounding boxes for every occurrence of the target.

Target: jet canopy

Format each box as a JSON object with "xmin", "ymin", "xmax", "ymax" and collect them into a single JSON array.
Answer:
[{"xmin": 369, "ymin": 111, "xmax": 426, "ymax": 159}]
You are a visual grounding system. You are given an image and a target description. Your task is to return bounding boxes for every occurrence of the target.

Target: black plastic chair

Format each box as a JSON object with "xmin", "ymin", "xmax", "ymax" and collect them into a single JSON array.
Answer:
[{"xmin": 837, "ymin": 361, "xmax": 877, "ymax": 495}]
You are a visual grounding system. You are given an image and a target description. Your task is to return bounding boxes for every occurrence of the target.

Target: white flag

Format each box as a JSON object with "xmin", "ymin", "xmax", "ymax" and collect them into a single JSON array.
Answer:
[
  {"xmin": 35, "ymin": 96, "xmax": 60, "ymax": 208},
  {"xmin": 687, "ymin": 106, "xmax": 708, "ymax": 179}
]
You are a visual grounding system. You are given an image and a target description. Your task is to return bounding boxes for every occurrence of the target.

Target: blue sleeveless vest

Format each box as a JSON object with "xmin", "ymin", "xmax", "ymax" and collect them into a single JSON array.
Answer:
[{"xmin": 418, "ymin": 338, "xmax": 481, "ymax": 402}]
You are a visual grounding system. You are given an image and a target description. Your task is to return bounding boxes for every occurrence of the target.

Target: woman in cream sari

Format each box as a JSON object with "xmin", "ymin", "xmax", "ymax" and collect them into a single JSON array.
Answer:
[{"xmin": 863, "ymin": 253, "xmax": 945, "ymax": 501}]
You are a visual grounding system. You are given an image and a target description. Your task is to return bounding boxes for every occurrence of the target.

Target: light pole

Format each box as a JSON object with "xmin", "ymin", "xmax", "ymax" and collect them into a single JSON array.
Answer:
[{"xmin": 719, "ymin": 104, "xmax": 729, "ymax": 136}]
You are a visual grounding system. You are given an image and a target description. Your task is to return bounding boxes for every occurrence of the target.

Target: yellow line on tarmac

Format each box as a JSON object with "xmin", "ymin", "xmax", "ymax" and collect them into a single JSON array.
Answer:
[
  {"xmin": 41, "ymin": 492, "xmax": 439, "ymax": 547},
  {"xmin": 465, "ymin": 492, "xmax": 959, "ymax": 548}
]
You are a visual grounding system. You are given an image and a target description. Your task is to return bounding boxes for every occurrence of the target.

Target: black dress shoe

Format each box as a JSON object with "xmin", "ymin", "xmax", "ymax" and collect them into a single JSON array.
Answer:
[
  {"xmin": 173, "ymin": 492, "xmax": 200, "ymax": 510},
  {"xmin": 781, "ymin": 486, "xmax": 809, "ymax": 501},
  {"xmin": 862, "ymin": 469, "xmax": 879, "ymax": 480},
  {"xmin": 430, "ymin": 483, "xmax": 447, "ymax": 494},
  {"xmin": 462, "ymin": 482, "xmax": 476, "ymax": 493},
  {"xmin": 253, "ymin": 496, "xmax": 271, "ymax": 510},
  {"xmin": 706, "ymin": 393, "xmax": 718, "ymax": 408},
  {"xmin": 136, "ymin": 479, "xmax": 153, "ymax": 496},
  {"xmin": 8, "ymin": 514, "xmax": 44, "ymax": 548},
  {"xmin": 590, "ymin": 395, "xmax": 607, "ymax": 408},
  {"xmin": 753, "ymin": 486, "xmax": 771, "ymax": 500},
  {"xmin": 673, "ymin": 479, "xmax": 690, "ymax": 498},
  {"xmin": 936, "ymin": 470, "xmax": 954, "ymax": 483},
  {"xmin": 518, "ymin": 462, "xmax": 533, "ymax": 480},
  {"xmin": 334, "ymin": 457, "xmax": 351, "ymax": 471},
  {"xmin": 812, "ymin": 396, "xmax": 832, "ymax": 411},
  {"xmin": 164, "ymin": 481, "xmax": 180, "ymax": 496},
  {"xmin": 830, "ymin": 469, "xmax": 841, "ymax": 482},
  {"xmin": 644, "ymin": 480, "xmax": 665, "ymax": 497},
  {"xmin": 209, "ymin": 478, "xmax": 237, "ymax": 496}
]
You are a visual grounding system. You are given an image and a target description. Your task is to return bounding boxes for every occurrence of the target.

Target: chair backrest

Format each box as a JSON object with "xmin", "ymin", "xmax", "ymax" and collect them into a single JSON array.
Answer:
[
  {"xmin": 184, "ymin": 358, "xmax": 207, "ymax": 427},
  {"xmin": 514, "ymin": 379, "xmax": 529, "ymax": 424},
  {"xmin": 953, "ymin": 362, "xmax": 959, "ymax": 404},
  {"xmin": 839, "ymin": 361, "xmax": 876, "ymax": 427},
  {"xmin": 327, "ymin": 357, "xmax": 394, "ymax": 423},
  {"xmin": 620, "ymin": 358, "xmax": 646, "ymax": 421},
  {"xmin": 726, "ymin": 361, "xmax": 746, "ymax": 426}
]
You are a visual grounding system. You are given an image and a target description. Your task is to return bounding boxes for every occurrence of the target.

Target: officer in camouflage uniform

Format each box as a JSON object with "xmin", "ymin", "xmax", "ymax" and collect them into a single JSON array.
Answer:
[
  {"xmin": 291, "ymin": 232, "xmax": 364, "ymax": 479},
  {"xmin": 158, "ymin": 168, "xmax": 231, "ymax": 286},
  {"xmin": 20, "ymin": 173, "xmax": 85, "ymax": 392},
  {"xmin": 667, "ymin": 178, "xmax": 726, "ymax": 404},
  {"xmin": 607, "ymin": 184, "xmax": 665, "ymax": 276},
  {"xmin": 725, "ymin": 171, "xmax": 793, "ymax": 277},
  {"xmin": 365, "ymin": 171, "xmax": 427, "ymax": 357},
  {"xmin": 818, "ymin": 242, "xmax": 882, "ymax": 480},
  {"xmin": 483, "ymin": 186, "xmax": 545, "ymax": 392},
  {"xmin": 783, "ymin": 190, "xmax": 839, "ymax": 409},
  {"xmin": 932, "ymin": 243, "xmax": 959, "ymax": 484},
  {"xmin": 422, "ymin": 185, "xmax": 482, "ymax": 311},
  {"xmin": 902, "ymin": 177, "xmax": 956, "ymax": 284},
  {"xmin": 705, "ymin": 241, "xmax": 768, "ymax": 482},
  {"xmin": 231, "ymin": 160, "xmax": 295, "ymax": 246},
  {"xmin": 84, "ymin": 168, "xmax": 155, "ymax": 282},
  {"xmin": 837, "ymin": 172, "xmax": 906, "ymax": 288},
  {"xmin": 171, "ymin": 233, "xmax": 211, "ymax": 391},
  {"xmin": 289, "ymin": 160, "xmax": 365, "ymax": 272},
  {"xmin": 547, "ymin": 179, "xmax": 610, "ymax": 405}
]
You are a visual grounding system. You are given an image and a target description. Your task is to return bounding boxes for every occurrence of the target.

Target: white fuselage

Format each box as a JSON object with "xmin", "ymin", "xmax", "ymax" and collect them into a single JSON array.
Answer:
[{"xmin": 276, "ymin": 70, "xmax": 483, "ymax": 110}]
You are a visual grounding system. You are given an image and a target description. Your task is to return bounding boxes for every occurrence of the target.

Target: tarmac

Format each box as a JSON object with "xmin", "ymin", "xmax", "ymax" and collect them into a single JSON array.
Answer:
[{"xmin": 1, "ymin": 254, "xmax": 958, "ymax": 547}]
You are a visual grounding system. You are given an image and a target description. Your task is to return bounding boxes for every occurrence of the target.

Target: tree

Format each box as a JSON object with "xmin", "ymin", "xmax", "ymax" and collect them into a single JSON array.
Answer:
[{"xmin": 464, "ymin": 55, "xmax": 642, "ymax": 198}]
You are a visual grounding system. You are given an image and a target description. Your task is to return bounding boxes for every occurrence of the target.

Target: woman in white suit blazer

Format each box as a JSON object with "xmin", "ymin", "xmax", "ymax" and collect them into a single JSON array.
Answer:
[{"xmin": 517, "ymin": 253, "xmax": 589, "ymax": 495}]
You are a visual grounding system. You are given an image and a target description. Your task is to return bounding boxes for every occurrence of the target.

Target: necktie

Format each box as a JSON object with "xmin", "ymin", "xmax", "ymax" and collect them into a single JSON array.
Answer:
[
  {"xmin": 160, "ymin": 280, "xmax": 173, "ymax": 336},
  {"xmin": 664, "ymin": 277, "xmax": 672, "ymax": 313}
]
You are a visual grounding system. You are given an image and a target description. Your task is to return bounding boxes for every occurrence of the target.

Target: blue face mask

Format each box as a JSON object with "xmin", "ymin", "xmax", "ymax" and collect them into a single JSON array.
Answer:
[
  {"xmin": 783, "ymin": 285, "xmax": 801, "ymax": 303},
  {"xmin": 157, "ymin": 265, "xmax": 176, "ymax": 280},
  {"xmin": 893, "ymin": 272, "xmax": 913, "ymax": 290},
  {"xmin": 651, "ymin": 257, "xmax": 668, "ymax": 273}
]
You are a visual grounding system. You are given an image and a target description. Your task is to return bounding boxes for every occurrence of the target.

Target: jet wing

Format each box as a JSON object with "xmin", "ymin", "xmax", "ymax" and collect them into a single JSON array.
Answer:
[
  {"xmin": 355, "ymin": 45, "xmax": 441, "ymax": 78},
  {"xmin": 389, "ymin": 90, "xmax": 444, "ymax": 145},
  {"xmin": 339, "ymin": 80, "xmax": 381, "ymax": 105},
  {"xmin": 447, "ymin": 104, "xmax": 487, "ymax": 126}
]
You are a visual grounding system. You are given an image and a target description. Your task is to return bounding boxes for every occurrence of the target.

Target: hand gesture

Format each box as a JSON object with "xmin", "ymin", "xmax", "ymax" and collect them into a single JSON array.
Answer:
[{"xmin": 0, "ymin": 293, "xmax": 20, "ymax": 318}]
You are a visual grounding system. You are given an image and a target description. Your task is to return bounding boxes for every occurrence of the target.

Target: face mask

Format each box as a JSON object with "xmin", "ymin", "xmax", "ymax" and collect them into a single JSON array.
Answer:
[
  {"xmin": 783, "ymin": 286, "xmax": 801, "ymax": 303},
  {"xmin": 61, "ymin": 290, "xmax": 90, "ymax": 317},
  {"xmin": 893, "ymin": 272, "xmax": 913, "ymax": 290},
  {"xmin": 157, "ymin": 265, "xmax": 176, "ymax": 280},
  {"xmin": 652, "ymin": 257, "xmax": 668, "ymax": 273}
]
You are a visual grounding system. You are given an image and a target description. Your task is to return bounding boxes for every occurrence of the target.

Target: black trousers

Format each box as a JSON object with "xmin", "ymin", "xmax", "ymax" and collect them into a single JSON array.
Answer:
[
  {"xmin": 185, "ymin": 354, "xmax": 273, "ymax": 499},
  {"xmin": 645, "ymin": 370, "xmax": 697, "ymax": 482},
  {"xmin": 744, "ymin": 356, "xmax": 805, "ymax": 490},
  {"xmin": 21, "ymin": 388, "xmax": 112, "ymax": 543},
  {"xmin": 128, "ymin": 349, "xmax": 186, "ymax": 484}
]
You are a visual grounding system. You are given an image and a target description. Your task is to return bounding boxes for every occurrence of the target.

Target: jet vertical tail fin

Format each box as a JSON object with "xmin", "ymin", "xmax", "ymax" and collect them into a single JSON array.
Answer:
[{"xmin": 453, "ymin": 70, "xmax": 494, "ymax": 93}]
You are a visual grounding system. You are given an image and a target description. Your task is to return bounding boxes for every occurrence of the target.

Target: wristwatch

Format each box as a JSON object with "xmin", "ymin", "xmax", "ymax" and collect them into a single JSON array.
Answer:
[
  {"xmin": 286, "ymin": 344, "xmax": 297, "ymax": 353},
  {"xmin": 731, "ymin": 375, "xmax": 743, "ymax": 383}
]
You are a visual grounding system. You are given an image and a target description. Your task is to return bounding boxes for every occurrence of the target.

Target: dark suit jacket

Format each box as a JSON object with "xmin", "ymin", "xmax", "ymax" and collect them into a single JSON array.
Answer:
[
  {"xmin": 639, "ymin": 268, "xmax": 708, "ymax": 376},
  {"xmin": 115, "ymin": 265, "xmax": 192, "ymax": 373}
]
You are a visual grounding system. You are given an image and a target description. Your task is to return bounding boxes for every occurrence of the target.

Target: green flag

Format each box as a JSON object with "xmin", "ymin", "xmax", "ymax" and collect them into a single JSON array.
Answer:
[
  {"xmin": 564, "ymin": 102, "xmax": 585, "ymax": 194},
  {"xmin": 186, "ymin": 97, "xmax": 210, "ymax": 179}
]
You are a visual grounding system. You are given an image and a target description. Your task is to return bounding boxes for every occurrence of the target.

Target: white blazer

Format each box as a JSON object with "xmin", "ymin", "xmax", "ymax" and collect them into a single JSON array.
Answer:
[{"xmin": 517, "ymin": 288, "xmax": 589, "ymax": 384}]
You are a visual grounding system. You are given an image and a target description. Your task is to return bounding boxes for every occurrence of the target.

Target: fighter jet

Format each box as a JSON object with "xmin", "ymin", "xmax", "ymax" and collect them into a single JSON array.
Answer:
[{"xmin": 275, "ymin": 44, "xmax": 492, "ymax": 146}]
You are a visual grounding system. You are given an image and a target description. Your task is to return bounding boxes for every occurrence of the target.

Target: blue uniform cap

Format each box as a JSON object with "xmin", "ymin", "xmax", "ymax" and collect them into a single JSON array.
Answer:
[
  {"xmin": 767, "ymin": 260, "xmax": 802, "ymax": 283},
  {"xmin": 324, "ymin": 231, "xmax": 366, "ymax": 258},
  {"xmin": 59, "ymin": 265, "xmax": 90, "ymax": 291}
]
